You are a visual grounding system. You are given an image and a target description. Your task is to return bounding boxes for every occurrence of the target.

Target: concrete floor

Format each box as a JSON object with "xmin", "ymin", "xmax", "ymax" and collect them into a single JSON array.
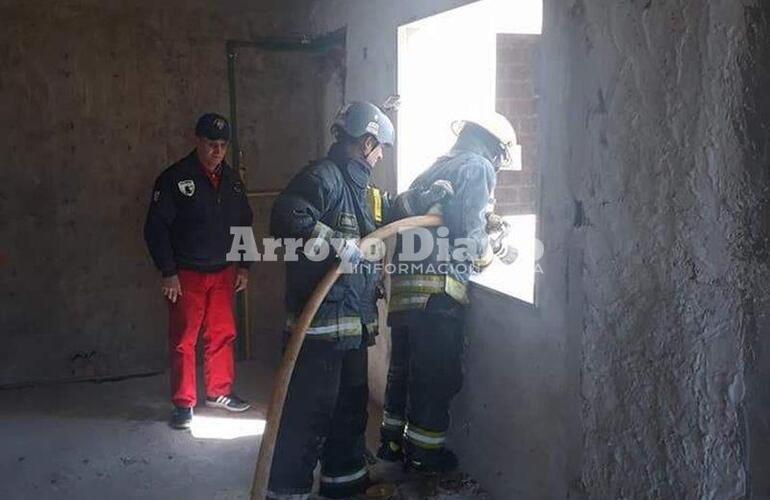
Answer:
[{"xmin": 0, "ymin": 361, "xmax": 486, "ymax": 500}]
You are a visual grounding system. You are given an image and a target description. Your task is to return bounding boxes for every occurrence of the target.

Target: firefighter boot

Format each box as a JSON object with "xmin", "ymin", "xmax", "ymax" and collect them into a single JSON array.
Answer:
[
  {"xmin": 376, "ymin": 439, "xmax": 405, "ymax": 463},
  {"xmin": 404, "ymin": 442, "xmax": 459, "ymax": 475}
]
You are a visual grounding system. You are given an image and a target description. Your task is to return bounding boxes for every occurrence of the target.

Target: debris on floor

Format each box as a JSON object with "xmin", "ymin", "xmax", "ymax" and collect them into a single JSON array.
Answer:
[{"xmin": 362, "ymin": 462, "xmax": 488, "ymax": 499}]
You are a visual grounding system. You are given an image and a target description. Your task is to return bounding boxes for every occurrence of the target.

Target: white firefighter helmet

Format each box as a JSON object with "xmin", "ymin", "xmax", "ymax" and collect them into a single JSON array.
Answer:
[{"xmin": 451, "ymin": 112, "xmax": 517, "ymax": 168}]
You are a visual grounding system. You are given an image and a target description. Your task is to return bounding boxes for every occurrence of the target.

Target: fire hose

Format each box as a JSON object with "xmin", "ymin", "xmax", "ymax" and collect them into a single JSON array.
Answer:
[{"xmin": 250, "ymin": 214, "xmax": 443, "ymax": 499}]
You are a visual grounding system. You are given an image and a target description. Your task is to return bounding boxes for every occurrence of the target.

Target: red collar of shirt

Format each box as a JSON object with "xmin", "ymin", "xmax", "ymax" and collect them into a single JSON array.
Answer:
[{"xmin": 199, "ymin": 163, "xmax": 223, "ymax": 190}]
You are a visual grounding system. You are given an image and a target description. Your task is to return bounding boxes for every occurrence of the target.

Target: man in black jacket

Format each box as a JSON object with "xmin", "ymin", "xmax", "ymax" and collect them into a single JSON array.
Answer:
[{"xmin": 144, "ymin": 113, "xmax": 253, "ymax": 430}]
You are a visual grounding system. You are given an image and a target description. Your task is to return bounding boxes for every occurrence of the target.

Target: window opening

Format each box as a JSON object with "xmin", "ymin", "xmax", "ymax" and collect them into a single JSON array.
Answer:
[{"xmin": 397, "ymin": 0, "xmax": 542, "ymax": 303}]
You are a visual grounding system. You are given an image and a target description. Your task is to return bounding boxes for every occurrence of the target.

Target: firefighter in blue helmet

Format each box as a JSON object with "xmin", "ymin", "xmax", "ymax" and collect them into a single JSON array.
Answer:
[
  {"xmin": 268, "ymin": 101, "xmax": 457, "ymax": 499},
  {"xmin": 377, "ymin": 112, "xmax": 518, "ymax": 474},
  {"xmin": 268, "ymin": 101, "xmax": 452, "ymax": 499}
]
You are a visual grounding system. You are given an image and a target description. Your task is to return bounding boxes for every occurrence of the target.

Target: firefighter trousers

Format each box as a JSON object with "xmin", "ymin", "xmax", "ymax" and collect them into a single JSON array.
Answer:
[
  {"xmin": 268, "ymin": 338, "xmax": 369, "ymax": 497},
  {"xmin": 381, "ymin": 299, "xmax": 465, "ymax": 454}
]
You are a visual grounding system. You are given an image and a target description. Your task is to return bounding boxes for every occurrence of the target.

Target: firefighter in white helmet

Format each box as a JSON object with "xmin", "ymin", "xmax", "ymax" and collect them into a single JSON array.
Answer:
[{"xmin": 378, "ymin": 112, "xmax": 518, "ymax": 473}]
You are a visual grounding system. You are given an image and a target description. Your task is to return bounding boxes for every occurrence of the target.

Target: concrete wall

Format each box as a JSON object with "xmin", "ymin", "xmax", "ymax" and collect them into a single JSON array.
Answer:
[
  {"xmin": 734, "ymin": 4, "xmax": 770, "ymax": 498},
  {"xmin": 539, "ymin": 0, "xmax": 769, "ymax": 498},
  {"xmin": 0, "ymin": 0, "xmax": 311, "ymax": 385},
  {"xmin": 451, "ymin": 287, "xmax": 576, "ymax": 499}
]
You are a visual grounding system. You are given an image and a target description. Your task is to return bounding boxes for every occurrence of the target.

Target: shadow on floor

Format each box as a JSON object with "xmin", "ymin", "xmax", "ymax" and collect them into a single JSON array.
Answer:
[{"xmin": 0, "ymin": 361, "xmax": 272, "ymax": 422}]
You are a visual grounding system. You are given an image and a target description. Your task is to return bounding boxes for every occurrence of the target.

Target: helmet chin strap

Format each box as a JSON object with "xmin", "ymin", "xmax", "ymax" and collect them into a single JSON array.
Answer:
[
  {"xmin": 493, "ymin": 142, "xmax": 512, "ymax": 171},
  {"xmin": 362, "ymin": 140, "xmax": 381, "ymax": 167}
]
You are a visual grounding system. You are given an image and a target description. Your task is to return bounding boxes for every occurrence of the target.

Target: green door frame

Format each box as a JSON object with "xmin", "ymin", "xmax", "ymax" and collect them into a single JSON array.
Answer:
[{"xmin": 225, "ymin": 30, "xmax": 346, "ymax": 360}]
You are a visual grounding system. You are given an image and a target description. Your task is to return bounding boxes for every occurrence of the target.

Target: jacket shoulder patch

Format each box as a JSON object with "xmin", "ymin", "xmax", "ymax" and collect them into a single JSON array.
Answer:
[{"xmin": 178, "ymin": 179, "xmax": 195, "ymax": 197}]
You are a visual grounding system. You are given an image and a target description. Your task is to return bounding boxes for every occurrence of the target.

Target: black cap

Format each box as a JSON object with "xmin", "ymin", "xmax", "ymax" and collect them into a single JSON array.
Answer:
[{"xmin": 195, "ymin": 113, "xmax": 230, "ymax": 141}]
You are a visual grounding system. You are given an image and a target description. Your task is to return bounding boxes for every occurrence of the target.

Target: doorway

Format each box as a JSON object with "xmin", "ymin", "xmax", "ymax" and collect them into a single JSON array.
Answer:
[{"xmin": 226, "ymin": 32, "xmax": 346, "ymax": 360}]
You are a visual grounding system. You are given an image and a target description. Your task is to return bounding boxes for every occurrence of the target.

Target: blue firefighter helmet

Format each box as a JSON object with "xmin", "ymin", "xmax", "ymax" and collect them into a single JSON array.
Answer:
[{"xmin": 332, "ymin": 101, "xmax": 395, "ymax": 147}]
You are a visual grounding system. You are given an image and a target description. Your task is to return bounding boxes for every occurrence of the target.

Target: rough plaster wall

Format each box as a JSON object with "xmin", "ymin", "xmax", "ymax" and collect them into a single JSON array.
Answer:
[
  {"xmin": 0, "ymin": 0, "xmax": 311, "ymax": 385},
  {"xmin": 543, "ymin": 0, "xmax": 770, "ymax": 497},
  {"xmin": 450, "ymin": 289, "xmax": 570, "ymax": 500},
  {"xmin": 737, "ymin": 4, "xmax": 770, "ymax": 498}
]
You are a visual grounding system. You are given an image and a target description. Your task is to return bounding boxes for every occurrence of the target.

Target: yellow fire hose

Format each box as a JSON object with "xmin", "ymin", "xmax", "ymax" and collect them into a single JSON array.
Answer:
[{"xmin": 250, "ymin": 214, "xmax": 443, "ymax": 499}]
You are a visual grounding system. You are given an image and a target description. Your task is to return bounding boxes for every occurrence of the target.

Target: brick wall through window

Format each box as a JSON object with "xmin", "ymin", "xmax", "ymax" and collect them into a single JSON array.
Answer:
[{"xmin": 494, "ymin": 34, "xmax": 539, "ymax": 216}]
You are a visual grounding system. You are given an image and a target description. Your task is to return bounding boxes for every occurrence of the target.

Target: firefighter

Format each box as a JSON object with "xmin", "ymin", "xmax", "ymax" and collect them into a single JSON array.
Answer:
[
  {"xmin": 144, "ymin": 113, "xmax": 253, "ymax": 430},
  {"xmin": 267, "ymin": 101, "xmax": 397, "ymax": 499},
  {"xmin": 377, "ymin": 113, "xmax": 518, "ymax": 473}
]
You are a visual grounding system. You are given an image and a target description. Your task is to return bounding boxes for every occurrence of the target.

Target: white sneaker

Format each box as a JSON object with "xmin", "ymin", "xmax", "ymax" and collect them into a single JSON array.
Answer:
[{"xmin": 204, "ymin": 393, "xmax": 251, "ymax": 412}]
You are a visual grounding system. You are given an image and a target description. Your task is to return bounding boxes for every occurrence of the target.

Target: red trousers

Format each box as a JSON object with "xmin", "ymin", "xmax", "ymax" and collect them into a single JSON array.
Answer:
[{"xmin": 168, "ymin": 266, "xmax": 237, "ymax": 408}]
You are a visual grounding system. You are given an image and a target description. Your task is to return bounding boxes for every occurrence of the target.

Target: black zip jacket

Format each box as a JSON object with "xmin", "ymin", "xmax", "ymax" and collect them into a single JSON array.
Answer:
[
  {"xmin": 144, "ymin": 151, "xmax": 253, "ymax": 277},
  {"xmin": 270, "ymin": 144, "xmax": 382, "ymax": 349}
]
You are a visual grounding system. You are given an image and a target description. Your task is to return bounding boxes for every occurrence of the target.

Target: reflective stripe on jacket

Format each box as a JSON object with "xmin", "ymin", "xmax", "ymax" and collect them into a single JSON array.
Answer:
[
  {"xmin": 389, "ymin": 274, "xmax": 469, "ymax": 312},
  {"xmin": 388, "ymin": 148, "xmax": 495, "ymax": 313}
]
